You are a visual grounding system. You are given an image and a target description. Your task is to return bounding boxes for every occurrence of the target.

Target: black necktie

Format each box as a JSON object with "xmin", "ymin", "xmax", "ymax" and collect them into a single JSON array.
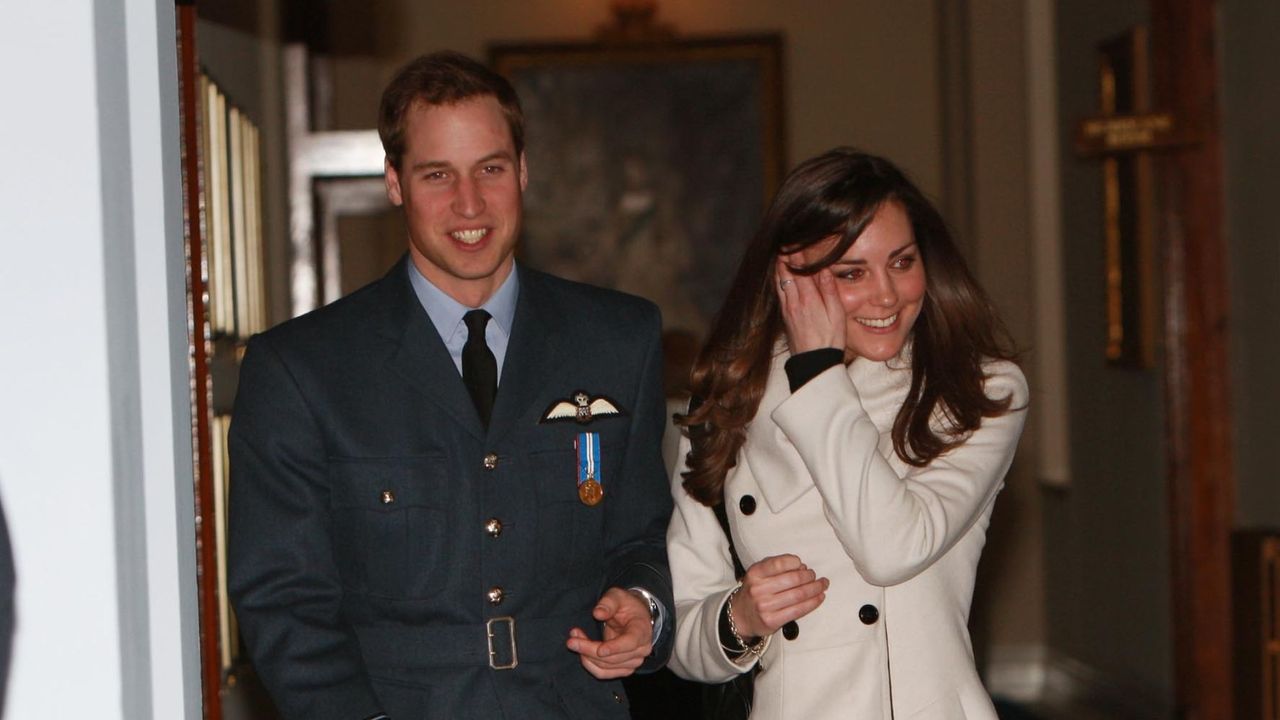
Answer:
[{"xmin": 462, "ymin": 309, "xmax": 497, "ymax": 427}]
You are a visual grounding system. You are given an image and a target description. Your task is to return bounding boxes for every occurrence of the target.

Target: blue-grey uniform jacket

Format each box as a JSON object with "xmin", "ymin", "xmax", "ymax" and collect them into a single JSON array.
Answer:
[{"xmin": 228, "ymin": 259, "xmax": 674, "ymax": 719}]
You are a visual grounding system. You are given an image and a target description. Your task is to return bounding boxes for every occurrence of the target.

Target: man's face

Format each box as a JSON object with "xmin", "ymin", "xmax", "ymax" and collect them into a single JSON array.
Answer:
[{"xmin": 385, "ymin": 95, "xmax": 527, "ymax": 307}]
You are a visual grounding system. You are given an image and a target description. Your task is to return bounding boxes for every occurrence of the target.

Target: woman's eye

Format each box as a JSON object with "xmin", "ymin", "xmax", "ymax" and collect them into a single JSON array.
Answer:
[
  {"xmin": 835, "ymin": 269, "xmax": 863, "ymax": 281},
  {"xmin": 893, "ymin": 254, "xmax": 917, "ymax": 269}
]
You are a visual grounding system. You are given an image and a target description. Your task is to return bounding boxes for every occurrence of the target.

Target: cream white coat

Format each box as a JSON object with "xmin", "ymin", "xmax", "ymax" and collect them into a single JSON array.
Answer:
[{"xmin": 667, "ymin": 350, "xmax": 1028, "ymax": 719}]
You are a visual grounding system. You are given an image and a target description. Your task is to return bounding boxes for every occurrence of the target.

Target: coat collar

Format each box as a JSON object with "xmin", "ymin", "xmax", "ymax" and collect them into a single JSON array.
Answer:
[
  {"xmin": 742, "ymin": 343, "xmax": 911, "ymax": 514},
  {"xmin": 378, "ymin": 256, "xmax": 486, "ymax": 440},
  {"xmin": 485, "ymin": 269, "xmax": 567, "ymax": 445},
  {"xmin": 377, "ymin": 256, "xmax": 568, "ymax": 445}
]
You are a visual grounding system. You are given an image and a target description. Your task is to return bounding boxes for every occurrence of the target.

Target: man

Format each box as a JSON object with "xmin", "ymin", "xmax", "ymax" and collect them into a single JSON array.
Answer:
[{"xmin": 228, "ymin": 51, "xmax": 674, "ymax": 720}]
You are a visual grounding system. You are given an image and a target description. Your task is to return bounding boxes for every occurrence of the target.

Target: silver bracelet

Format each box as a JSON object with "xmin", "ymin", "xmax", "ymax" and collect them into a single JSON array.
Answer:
[{"xmin": 725, "ymin": 583, "xmax": 767, "ymax": 660}]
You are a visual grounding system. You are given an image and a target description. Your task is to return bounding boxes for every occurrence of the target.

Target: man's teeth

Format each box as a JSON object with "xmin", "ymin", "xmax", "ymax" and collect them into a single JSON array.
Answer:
[
  {"xmin": 856, "ymin": 313, "xmax": 897, "ymax": 328},
  {"xmin": 451, "ymin": 229, "xmax": 487, "ymax": 244}
]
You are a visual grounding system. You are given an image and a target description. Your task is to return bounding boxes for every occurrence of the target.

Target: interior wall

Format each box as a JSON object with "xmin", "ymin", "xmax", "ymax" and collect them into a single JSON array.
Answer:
[
  {"xmin": 317, "ymin": 0, "xmax": 946, "ymax": 199},
  {"xmin": 1222, "ymin": 0, "xmax": 1280, "ymax": 530},
  {"xmin": 1047, "ymin": 0, "xmax": 1173, "ymax": 700},
  {"xmin": 0, "ymin": 0, "xmax": 198, "ymax": 717},
  {"xmin": 962, "ymin": 0, "xmax": 1045, "ymax": 668}
]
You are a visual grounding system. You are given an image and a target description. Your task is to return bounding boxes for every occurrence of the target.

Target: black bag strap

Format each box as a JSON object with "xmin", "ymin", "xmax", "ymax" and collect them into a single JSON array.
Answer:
[{"xmin": 688, "ymin": 395, "xmax": 746, "ymax": 579}]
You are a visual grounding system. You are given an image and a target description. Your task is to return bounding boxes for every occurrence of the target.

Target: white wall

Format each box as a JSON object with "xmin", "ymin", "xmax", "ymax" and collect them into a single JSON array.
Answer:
[{"xmin": 0, "ymin": 1, "xmax": 199, "ymax": 717}]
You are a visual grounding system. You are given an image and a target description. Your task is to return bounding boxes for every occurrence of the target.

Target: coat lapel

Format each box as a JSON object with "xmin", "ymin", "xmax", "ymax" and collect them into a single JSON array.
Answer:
[
  {"xmin": 378, "ymin": 258, "xmax": 487, "ymax": 442},
  {"xmin": 743, "ymin": 348, "xmax": 815, "ymax": 514},
  {"xmin": 486, "ymin": 269, "xmax": 566, "ymax": 446}
]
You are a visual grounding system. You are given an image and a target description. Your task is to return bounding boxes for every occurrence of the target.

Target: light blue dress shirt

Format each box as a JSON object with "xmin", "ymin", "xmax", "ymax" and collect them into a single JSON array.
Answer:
[{"xmin": 406, "ymin": 261, "xmax": 520, "ymax": 382}]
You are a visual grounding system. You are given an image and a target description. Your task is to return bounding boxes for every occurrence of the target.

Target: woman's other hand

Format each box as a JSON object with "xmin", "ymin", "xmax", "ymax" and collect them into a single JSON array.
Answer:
[
  {"xmin": 731, "ymin": 553, "xmax": 829, "ymax": 639},
  {"xmin": 776, "ymin": 256, "xmax": 845, "ymax": 354}
]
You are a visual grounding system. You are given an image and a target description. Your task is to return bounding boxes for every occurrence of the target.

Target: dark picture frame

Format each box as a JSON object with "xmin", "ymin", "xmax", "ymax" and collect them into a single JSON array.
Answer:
[{"xmin": 490, "ymin": 35, "xmax": 785, "ymax": 345}]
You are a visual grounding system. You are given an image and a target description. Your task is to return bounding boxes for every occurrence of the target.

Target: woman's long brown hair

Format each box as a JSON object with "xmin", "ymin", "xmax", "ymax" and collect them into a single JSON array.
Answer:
[{"xmin": 679, "ymin": 148, "xmax": 1019, "ymax": 507}]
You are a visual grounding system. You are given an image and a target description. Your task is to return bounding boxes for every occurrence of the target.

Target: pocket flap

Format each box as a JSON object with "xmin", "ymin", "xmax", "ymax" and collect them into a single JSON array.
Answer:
[{"xmin": 329, "ymin": 456, "xmax": 446, "ymax": 509}]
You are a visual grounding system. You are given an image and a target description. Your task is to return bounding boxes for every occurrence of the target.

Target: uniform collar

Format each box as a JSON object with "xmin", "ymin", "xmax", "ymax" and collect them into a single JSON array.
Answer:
[{"xmin": 407, "ymin": 261, "xmax": 520, "ymax": 345}]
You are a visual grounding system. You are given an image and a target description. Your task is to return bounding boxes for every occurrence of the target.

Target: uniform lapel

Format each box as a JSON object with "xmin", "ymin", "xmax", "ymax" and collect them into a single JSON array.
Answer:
[
  {"xmin": 378, "ymin": 258, "xmax": 487, "ymax": 441},
  {"xmin": 486, "ymin": 269, "xmax": 565, "ymax": 446}
]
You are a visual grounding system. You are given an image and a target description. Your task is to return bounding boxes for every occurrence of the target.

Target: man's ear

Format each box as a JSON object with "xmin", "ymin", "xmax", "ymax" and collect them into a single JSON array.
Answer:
[
  {"xmin": 384, "ymin": 157, "xmax": 404, "ymax": 206},
  {"xmin": 518, "ymin": 152, "xmax": 528, "ymax": 192}
]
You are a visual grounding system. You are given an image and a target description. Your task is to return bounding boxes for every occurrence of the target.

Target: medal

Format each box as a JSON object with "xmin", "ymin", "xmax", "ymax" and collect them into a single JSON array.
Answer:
[
  {"xmin": 575, "ymin": 432, "xmax": 604, "ymax": 507},
  {"xmin": 579, "ymin": 478, "xmax": 603, "ymax": 506}
]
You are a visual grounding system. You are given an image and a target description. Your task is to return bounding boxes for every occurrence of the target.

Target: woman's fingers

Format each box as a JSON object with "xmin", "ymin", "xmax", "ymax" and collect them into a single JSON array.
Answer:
[
  {"xmin": 747, "ymin": 554, "xmax": 804, "ymax": 580},
  {"xmin": 746, "ymin": 565, "xmax": 816, "ymax": 596},
  {"xmin": 765, "ymin": 585, "xmax": 828, "ymax": 627},
  {"xmin": 748, "ymin": 574, "xmax": 828, "ymax": 614},
  {"xmin": 746, "ymin": 577, "xmax": 830, "ymax": 635},
  {"xmin": 776, "ymin": 255, "xmax": 843, "ymax": 354},
  {"xmin": 816, "ymin": 270, "xmax": 845, "ymax": 323},
  {"xmin": 736, "ymin": 555, "xmax": 830, "ymax": 636}
]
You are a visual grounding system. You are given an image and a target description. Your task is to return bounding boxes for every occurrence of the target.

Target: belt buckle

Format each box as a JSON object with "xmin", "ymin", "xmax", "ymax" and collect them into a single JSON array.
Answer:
[{"xmin": 486, "ymin": 616, "xmax": 518, "ymax": 670}]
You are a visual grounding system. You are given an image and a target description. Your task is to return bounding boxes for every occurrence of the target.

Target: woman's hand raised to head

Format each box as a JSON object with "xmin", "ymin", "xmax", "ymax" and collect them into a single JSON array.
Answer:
[
  {"xmin": 730, "ymin": 553, "xmax": 829, "ymax": 640},
  {"xmin": 776, "ymin": 256, "xmax": 845, "ymax": 355}
]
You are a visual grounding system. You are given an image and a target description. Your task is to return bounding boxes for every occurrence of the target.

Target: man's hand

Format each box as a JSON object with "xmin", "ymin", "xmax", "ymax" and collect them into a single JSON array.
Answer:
[{"xmin": 565, "ymin": 587, "xmax": 654, "ymax": 679}]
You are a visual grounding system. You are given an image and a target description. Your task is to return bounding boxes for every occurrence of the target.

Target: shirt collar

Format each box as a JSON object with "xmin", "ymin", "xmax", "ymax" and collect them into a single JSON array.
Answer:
[{"xmin": 407, "ymin": 260, "xmax": 520, "ymax": 342}]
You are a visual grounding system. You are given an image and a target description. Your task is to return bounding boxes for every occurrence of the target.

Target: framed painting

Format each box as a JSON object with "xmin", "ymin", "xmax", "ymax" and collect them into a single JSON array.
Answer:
[{"xmin": 490, "ymin": 35, "xmax": 785, "ymax": 352}]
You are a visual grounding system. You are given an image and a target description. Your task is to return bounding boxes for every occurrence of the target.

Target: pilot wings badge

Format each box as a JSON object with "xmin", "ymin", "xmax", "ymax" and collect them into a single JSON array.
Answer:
[{"xmin": 541, "ymin": 391, "xmax": 625, "ymax": 425}]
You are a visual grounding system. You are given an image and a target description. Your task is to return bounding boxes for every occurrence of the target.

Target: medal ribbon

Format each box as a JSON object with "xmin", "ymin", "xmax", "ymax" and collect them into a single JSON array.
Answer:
[{"xmin": 576, "ymin": 432, "xmax": 601, "ymax": 486}]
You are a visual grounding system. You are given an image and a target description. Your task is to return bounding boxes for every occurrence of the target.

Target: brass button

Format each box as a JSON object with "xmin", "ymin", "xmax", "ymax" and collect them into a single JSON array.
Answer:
[
  {"xmin": 487, "ymin": 586, "xmax": 505, "ymax": 606},
  {"xmin": 380, "ymin": 490, "xmax": 395, "ymax": 504},
  {"xmin": 484, "ymin": 518, "xmax": 503, "ymax": 538},
  {"xmin": 483, "ymin": 453, "xmax": 499, "ymax": 470}
]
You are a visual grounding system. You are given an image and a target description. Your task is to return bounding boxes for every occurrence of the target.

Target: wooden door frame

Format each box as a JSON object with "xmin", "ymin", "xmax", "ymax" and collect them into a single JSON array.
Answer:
[
  {"xmin": 1149, "ymin": 0, "xmax": 1235, "ymax": 718},
  {"xmin": 176, "ymin": 3, "xmax": 226, "ymax": 718}
]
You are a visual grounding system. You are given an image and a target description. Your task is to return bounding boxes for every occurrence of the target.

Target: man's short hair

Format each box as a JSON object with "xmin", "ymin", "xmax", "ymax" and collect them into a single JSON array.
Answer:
[{"xmin": 378, "ymin": 50, "xmax": 525, "ymax": 170}]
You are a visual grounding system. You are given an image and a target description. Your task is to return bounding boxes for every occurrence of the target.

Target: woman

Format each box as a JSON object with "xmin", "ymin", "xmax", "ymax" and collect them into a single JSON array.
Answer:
[{"xmin": 667, "ymin": 148, "xmax": 1027, "ymax": 719}]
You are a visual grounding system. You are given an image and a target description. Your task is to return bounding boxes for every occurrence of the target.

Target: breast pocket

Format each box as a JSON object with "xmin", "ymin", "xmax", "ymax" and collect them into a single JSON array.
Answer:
[
  {"xmin": 529, "ymin": 441, "xmax": 623, "ymax": 592},
  {"xmin": 328, "ymin": 456, "xmax": 452, "ymax": 600}
]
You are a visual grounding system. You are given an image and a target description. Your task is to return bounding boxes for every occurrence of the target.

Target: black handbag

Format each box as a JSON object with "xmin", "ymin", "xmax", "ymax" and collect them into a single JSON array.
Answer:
[
  {"xmin": 699, "ymin": 498, "xmax": 757, "ymax": 720},
  {"xmin": 625, "ymin": 398, "xmax": 756, "ymax": 720},
  {"xmin": 690, "ymin": 396, "xmax": 757, "ymax": 720}
]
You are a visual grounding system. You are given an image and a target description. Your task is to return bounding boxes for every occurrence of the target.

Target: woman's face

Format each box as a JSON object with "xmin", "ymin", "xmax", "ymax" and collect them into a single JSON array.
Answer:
[{"xmin": 796, "ymin": 201, "xmax": 927, "ymax": 362}]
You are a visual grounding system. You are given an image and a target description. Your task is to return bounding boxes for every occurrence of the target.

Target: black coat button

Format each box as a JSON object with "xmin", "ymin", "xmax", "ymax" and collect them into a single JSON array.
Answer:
[
  {"xmin": 782, "ymin": 621, "xmax": 799, "ymax": 640},
  {"xmin": 738, "ymin": 495, "xmax": 757, "ymax": 515},
  {"xmin": 859, "ymin": 604, "xmax": 879, "ymax": 625}
]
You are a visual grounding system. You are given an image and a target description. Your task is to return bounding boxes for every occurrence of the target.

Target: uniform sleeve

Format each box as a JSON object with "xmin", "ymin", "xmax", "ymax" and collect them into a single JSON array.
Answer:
[
  {"xmin": 599, "ymin": 307, "xmax": 675, "ymax": 671},
  {"xmin": 665, "ymin": 435, "xmax": 764, "ymax": 683},
  {"xmin": 227, "ymin": 335, "xmax": 383, "ymax": 720},
  {"xmin": 771, "ymin": 361, "xmax": 1028, "ymax": 586}
]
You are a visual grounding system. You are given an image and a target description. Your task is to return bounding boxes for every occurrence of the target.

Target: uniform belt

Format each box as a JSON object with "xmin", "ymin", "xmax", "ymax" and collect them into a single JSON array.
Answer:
[{"xmin": 355, "ymin": 613, "xmax": 587, "ymax": 671}]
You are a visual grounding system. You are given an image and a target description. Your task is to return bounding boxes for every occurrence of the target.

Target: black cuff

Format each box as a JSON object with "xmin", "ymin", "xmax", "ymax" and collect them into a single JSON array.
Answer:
[{"xmin": 784, "ymin": 348, "xmax": 844, "ymax": 392}]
